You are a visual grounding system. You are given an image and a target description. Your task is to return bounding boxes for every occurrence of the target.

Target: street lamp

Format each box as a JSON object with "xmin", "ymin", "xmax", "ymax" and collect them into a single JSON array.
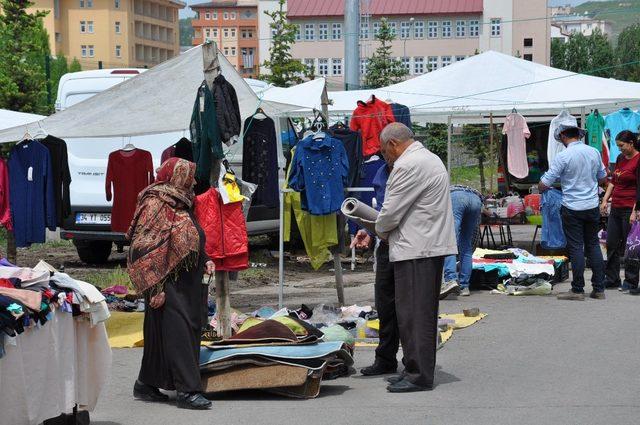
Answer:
[{"xmin": 403, "ymin": 17, "xmax": 415, "ymax": 65}]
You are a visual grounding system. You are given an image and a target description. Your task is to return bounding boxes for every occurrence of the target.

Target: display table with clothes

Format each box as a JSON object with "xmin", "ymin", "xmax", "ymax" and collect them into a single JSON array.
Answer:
[{"xmin": 0, "ymin": 262, "xmax": 112, "ymax": 425}]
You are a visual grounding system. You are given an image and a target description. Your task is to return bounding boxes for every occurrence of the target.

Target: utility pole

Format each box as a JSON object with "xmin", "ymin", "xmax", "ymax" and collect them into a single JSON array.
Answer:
[{"xmin": 344, "ymin": 0, "xmax": 360, "ymax": 91}]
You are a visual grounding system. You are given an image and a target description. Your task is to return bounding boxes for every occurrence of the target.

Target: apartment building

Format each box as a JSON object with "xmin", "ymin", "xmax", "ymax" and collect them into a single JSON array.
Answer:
[
  {"xmin": 28, "ymin": 0, "xmax": 184, "ymax": 70},
  {"xmin": 551, "ymin": 14, "xmax": 613, "ymax": 42},
  {"xmin": 191, "ymin": 1, "xmax": 259, "ymax": 78},
  {"xmin": 259, "ymin": 0, "xmax": 550, "ymax": 88}
]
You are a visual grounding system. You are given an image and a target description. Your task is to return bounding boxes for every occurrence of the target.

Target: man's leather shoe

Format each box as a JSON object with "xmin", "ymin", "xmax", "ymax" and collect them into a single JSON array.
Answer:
[
  {"xmin": 176, "ymin": 392, "xmax": 212, "ymax": 410},
  {"xmin": 386, "ymin": 378, "xmax": 432, "ymax": 393},
  {"xmin": 133, "ymin": 380, "xmax": 169, "ymax": 402},
  {"xmin": 360, "ymin": 362, "xmax": 397, "ymax": 376},
  {"xmin": 386, "ymin": 373, "xmax": 406, "ymax": 384}
]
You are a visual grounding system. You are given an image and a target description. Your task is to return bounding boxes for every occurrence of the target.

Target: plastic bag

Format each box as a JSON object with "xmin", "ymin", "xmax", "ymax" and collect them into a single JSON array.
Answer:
[{"xmin": 626, "ymin": 222, "xmax": 640, "ymax": 260}]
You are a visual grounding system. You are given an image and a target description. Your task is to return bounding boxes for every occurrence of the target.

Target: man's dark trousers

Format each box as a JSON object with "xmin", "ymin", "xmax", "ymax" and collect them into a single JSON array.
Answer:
[
  {"xmin": 561, "ymin": 206, "xmax": 606, "ymax": 293},
  {"xmin": 373, "ymin": 241, "xmax": 400, "ymax": 368},
  {"xmin": 393, "ymin": 256, "xmax": 444, "ymax": 388}
]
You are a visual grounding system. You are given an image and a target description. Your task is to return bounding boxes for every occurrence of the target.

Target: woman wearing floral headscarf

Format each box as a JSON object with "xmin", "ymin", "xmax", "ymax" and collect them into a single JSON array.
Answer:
[{"xmin": 127, "ymin": 158, "xmax": 214, "ymax": 410}]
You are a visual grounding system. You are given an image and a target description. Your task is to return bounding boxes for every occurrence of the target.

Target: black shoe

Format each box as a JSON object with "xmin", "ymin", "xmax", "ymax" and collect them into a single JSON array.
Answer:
[
  {"xmin": 628, "ymin": 287, "xmax": 640, "ymax": 295},
  {"xmin": 360, "ymin": 362, "xmax": 397, "ymax": 376},
  {"xmin": 386, "ymin": 373, "xmax": 406, "ymax": 384},
  {"xmin": 176, "ymin": 392, "xmax": 212, "ymax": 410},
  {"xmin": 386, "ymin": 378, "xmax": 432, "ymax": 393},
  {"xmin": 590, "ymin": 290, "xmax": 606, "ymax": 300},
  {"xmin": 133, "ymin": 380, "xmax": 169, "ymax": 402}
]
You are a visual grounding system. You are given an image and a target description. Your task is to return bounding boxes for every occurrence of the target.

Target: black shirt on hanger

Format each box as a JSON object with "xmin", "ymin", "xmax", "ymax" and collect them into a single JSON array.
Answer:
[
  {"xmin": 329, "ymin": 125, "xmax": 362, "ymax": 188},
  {"xmin": 40, "ymin": 135, "xmax": 71, "ymax": 227},
  {"xmin": 242, "ymin": 115, "xmax": 279, "ymax": 208}
]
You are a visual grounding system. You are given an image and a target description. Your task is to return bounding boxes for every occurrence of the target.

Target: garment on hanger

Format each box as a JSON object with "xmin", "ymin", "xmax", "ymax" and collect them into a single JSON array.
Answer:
[
  {"xmin": 190, "ymin": 81, "xmax": 224, "ymax": 190},
  {"xmin": 604, "ymin": 108, "xmax": 640, "ymax": 163},
  {"xmin": 548, "ymin": 111, "xmax": 575, "ymax": 166},
  {"xmin": 283, "ymin": 147, "xmax": 337, "ymax": 270},
  {"xmin": 40, "ymin": 135, "xmax": 71, "ymax": 227},
  {"xmin": 390, "ymin": 103, "xmax": 412, "ymax": 128},
  {"xmin": 585, "ymin": 111, "xmax": 605, "ymax": 152},
  {"xmin": 0, "ymin": 159, "xmax": 11, "ymax": 231},
  {"xmin": 8, "ymin": 140, "xmax": 56, "ymax": 247},
  {"xmin": 105, "ymin": 148, "xmax": 154, "ymax": 233},
  {"xmin": 349, "ymin": 96, "xmax": 395, "ymax": 157},
  {"xmin": 541, "ymin": 188, "xmax": 566, "ymax": 249},
  {"xmin": 194, "ymin": 188, "xmax": 249, "ymax": 272},
  {"xmin": 503, "ymin": 112, "xmax": 531, "ymax": 179},
  {"xmin": 348, "ymin": 156, "xmax": 385, "ymax": 235},
  {"xmin": 212, "ymin": 74, "xmax": 242, "ymax": 146},
  {"xmin": 328, "ymin": 125, "xmax": 362, "ymax": 188},
  {"xmin": 161, "ymin": 137, "xmax": 194, "ymax": 164},
  {"xmin": 288, "ymin": 133, "xmax": 349, "ymax": 215},
  {"xmin": 242, "ymin": 114, "xmax": 279, "ymax": 208}
]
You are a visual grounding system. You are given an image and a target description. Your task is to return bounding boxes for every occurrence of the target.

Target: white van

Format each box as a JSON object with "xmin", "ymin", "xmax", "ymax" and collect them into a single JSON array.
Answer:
[{"xmin": 57, "ymin": 69, "xmax": 282, "ymax": 264}]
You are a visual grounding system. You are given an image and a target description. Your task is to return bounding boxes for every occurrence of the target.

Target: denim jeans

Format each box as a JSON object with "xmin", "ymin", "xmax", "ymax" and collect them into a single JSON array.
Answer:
[
  {"xmin": 444, "ymin": 190, "xmax": 483, "ymax": 288},
  {"xmin": 560, "ymin": 206, "xmax": 605, "ymax": 293},
  {"xmin": 604, "ymin": 208, "xmax": 640, "ymax": 289}
]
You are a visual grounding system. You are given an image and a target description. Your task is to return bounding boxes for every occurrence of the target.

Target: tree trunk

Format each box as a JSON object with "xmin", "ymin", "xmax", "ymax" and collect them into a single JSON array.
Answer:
[
  {"xmin": 6, "ymin": 231, "xmax": 17, "ymax": 265},
  {"xmin": 478, "ymin": 154, "xmax": 486, "ymax": 194}
]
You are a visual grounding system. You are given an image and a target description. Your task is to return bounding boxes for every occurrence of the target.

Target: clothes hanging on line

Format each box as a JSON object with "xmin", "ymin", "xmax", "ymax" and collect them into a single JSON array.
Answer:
[
  {"xmin": 8, "ymin": 140, "xmax": 57, "ymax": 248},
  {"xmin": 212, "ymin": 74, "xmax": 242, "ymax": 146},
  {"xmin": 105, "ymin": 148, "xmax": 154, "ymax": 233},
  {"xmin": 604, "ymin": 108, "xmax": 640, "ymax": 163},
  {"xmin": 0, "ymin": 159, "xmax": 11, "ymax": 231},
  {"xmin": 242, "ymin": 113, "xmax": 279, "ymax": 208},
  {"xmin": 328, "ymin": 125, "xmax": 362, "ymax": 189},
  {"xmin": 190, "ymin": 80, "xmax": 224, "ymax": 190},
  {"xmin": 349, "ymin": 96, "xmax": 395, "ymax": 157},
  {"xmin": 548, "ymin": 111, "xmax": 575, "ymax": 165},
  {"xmin": 288, "ymin": 133, "xmax": 349, "ymax": 216},
  {"xmin": 390, "ymin": 103, "xmax": 412, "ymax": 128},
  {"xmin": 194, "ymin": 188, "xmax": 249, "ymax": 272},
  {"xmin": 503, "ymin": 112, "xmax": 531, "ymax": 179},
  {"xmin": 161, "ymin": 137, "xmax": 194, "ymax": 164},
  {"xmin": 585, "ymin": 111, "xmax": 605, "ymax": 153},
  {"xmin": 40, "ymin": 135, "xmax": 72, "ymax": 227}
]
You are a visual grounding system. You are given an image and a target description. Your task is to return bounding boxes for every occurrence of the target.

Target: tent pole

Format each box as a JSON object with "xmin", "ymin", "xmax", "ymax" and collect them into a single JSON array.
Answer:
[
  {"xmin": 580, "ymin": 107, "xmax": 586, "ymax": 129},
  {"xmin": 447, "ymin": 116, "xmax": 452, "ymax": 176},
  {"xmin": 278, "ymin": 189, "xmax": 285, "ymax": 309},
  {"xmin": 203, "ymin": 41, "xmax": 232, "ymax": 339},
  {"xmin": 489, "ymin": 113, "xmax": 495, "ymax": 194}
]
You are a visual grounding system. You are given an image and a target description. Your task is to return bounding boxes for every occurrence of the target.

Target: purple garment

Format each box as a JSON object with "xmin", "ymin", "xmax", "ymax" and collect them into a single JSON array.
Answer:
[{"xmin": 0, "ymin": 258, "xmax": 16, "ymax": 267}]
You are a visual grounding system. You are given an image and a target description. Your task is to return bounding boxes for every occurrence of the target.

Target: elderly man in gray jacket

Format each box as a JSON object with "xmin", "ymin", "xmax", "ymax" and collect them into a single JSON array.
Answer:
[{"xmin": 375, "ymin": 122, "xmax": 457, "ymax": 393}]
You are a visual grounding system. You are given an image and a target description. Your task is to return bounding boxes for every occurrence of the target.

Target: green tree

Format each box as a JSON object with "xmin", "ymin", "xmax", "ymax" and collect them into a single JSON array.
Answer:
[
  {"xmin": 462, "ymin": 125, "xmax": 491, "ymax": 193},
  {"xmin": 179, "ymin": 17, "xmax": 194, "ymax": 47},
  {"xmin": 550, "ymin": 29, "xmax": 613, "ymax": 78},
  {"xmin": 69, "ymin": 57, "xmax": 82, "ymax": 73},
  {"xmin": 261, "ymin": 0, "xmax": 310, "ymax": 87},
  {"xmin": 414, "ymin": 123, "xmax": 448, "ymax": 164},
  {"xmin": 363, "ymin": 18, "xmax": 408, "ymax": 89},
  {"xmin": 616, "ymin": 24, "xmax": 640, "ymax": 82},
  {"xmin": 0, "ymin": 0, "xmax": 51, "ymax": 114}
]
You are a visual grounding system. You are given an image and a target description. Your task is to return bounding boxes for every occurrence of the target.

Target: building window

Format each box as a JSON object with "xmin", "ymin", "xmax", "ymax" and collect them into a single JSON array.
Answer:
[
  {"xmin": 319, "ymin": 58, "xmax": 329, "ymax": 76},
  {"xmin": 223, "ymin": 28, "xmax": 229, "ymax": 38},
  {"xmin": 427, "ymin": 56, "xmax": 438, "ymax": 71},
  {"xmin": 304, "ymin": 24, "xmax": 315, "ymax": 41},
  {"xmin": 360, "ymin": 58, "xmax": 368, "ymax": 75},
  {"xmin": 88, "ymin": 21, "xmax": 94, "ymax": 33},
  {"xmin": 243, "ymin": 29, "xmax": 253, "ymax": 39},
  {"xmin": 55, "ymin": 32, "xmax": 62, "ymax": 43},
  {"xmin": 401, "ymin": 57, "xmax": 411, "ymax": 73},
  {"xmin": 414, "ymin": 21, "xmax": 425, "ymax": 38},
  {"xmin": 442, "ymin": 21, "xmax": 451, "ymax": 38},
  {"xmin": 428, "ymin": 21, "xmax": 438, "ymax": 38},
  {"xmin": 491, "ymin": 19, "xmax": 501, "ymax": 37},
  {"xmin": 231, "ymin": 28, "xmax": 236, "ymax": 38},
  {"xmin": 230, "ymin": 12, "xmax": 236, "ymax": 20},
  {"xmin": 231, "ymin": 47, "xmax": 236, "ymax": 56},
  {"xmin": 115, "ymin": 0, "xmax": 120, "ymax": 8},
  {"xmin": 441, "ymin": 56, "xmax": 452, "ymax": 67},
  {"xmin": 89, "ymin": 45, "xmax": 94, "ymax": 57},
  {"xmin": 213, "ymin": 11, "xmax": 218, "ymax": 19},
  {"xmin": 212, "ymin": 28, "xmax": 218, "ymax": 38},
  {"xmin": 115, "ymin": 21, "xmax": 121, "ymax": 34},
  {"xmin": 223, "ymin": 12, "xmax": 229, "ymax": 20},
  {"xmin": 456, "ymin": 20, "xmax": 466, "ymax": 37},
  {"xmin": 456, "ymin": 55, "xmax": 466, "ymax": 62},
  {"xmin": 524, "ymin": 38, "xmax": 533, "ymax": 47},
  {"xmin": 400, "ymin": 21, "xmax": 411, "ymax": 39},
  {"xmin": 87, "ymin": 0, "xmax": 92, "ymax": 7},
  {"xmin": 332, "ymin": 23, "xmax": 342, "ymax": 40},
  {"xmin": 332, "ymin": 58, "xmax": 342, "ymax": 76},
  {"xmin": 304, "ymin": 58, "xmax": 315, "ymax": 74},
  {"xmin": 205, "ymin": 12, "xmax": 211, "ymax": 20},
  {"xmin": 294, "ymin": 25, "xmax": 301, "ymax": 41},
  {"xmin": 524, "ymin": 54, "xmax": 533, "ymax": 61},
  {"xmin": 360, "ymin": 22, "xmax": 369, "ymax": 39},
  {"xmin": 414, "ymin": 56, "xmax": 424, "ymax": 74},
  {"xmin": 54, "ymin": 0, "xmax": 60, "ymax": 17},
  {"xmin": 205, "ymin": 28, "xmax": 211, "ymax": 39},
  {"xmin": 115, "ymin": 45, "xmax": 122, "ymax": 57},
  {"xmin": 319, "ymin": 23, "xmax": 328, "ymax": 40},
  {"xmin": 388, "ymin": 21, "xmax": 397, "ymax": 36},
  {"xmin": 81, "ymin": 45, "xmax": 87, "ymax": 57},
  {"xmin": 373, "ymin": 22, "xmax": 380, "ymax": 37},
  {"xmin": 469, "ymin": 20, "xmax": 480, "ymax": 37},
  {"xmin": 224, "ymin": 47, "xmax": 229, "ymax": 55},
  {"xmin": 80, "ymin": 20, "xmax": 86, "ymax": 33}
]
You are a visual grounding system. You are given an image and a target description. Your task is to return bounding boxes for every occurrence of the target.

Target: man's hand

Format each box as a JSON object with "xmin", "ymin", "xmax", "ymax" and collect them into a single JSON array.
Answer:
[
  {"xmin": 350, "ymin": 229, "xmax": 372, "ymax": 250},
  {"xmin": 600, "ymin": 202, "xmax": 608, "ymax": 216},
  {"xmin": 149, "ymin": 292, "xmax": 166, "ymax": 309}
]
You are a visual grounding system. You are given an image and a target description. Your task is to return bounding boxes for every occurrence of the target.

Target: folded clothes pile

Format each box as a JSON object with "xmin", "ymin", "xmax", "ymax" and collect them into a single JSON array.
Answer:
[{"xmin": 200, "ymin": 318, "xmax": 354, "ymax": 398}]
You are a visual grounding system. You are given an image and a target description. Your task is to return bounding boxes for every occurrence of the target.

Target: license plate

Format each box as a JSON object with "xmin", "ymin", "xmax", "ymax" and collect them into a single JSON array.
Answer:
[{"xmin": 75, "ymin": 212, "xmax": 111, "ymax": 225}]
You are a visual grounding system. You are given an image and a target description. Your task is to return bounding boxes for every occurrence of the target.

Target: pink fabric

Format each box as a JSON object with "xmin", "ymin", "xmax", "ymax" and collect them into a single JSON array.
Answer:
[
  {"xmin": 503, "ymin": 113, "xmax": 531, "ymax": 179},
  {"xmin": 0, "ymin": 287, "xmax": 42, "ymax": 311}
]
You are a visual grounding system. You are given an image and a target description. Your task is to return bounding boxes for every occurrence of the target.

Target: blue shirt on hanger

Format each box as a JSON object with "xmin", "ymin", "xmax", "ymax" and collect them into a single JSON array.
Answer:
[
  {"xmin": 604, "ymin": 108, "xmax": 640, "ymax": 162},
  {"xmin": 288, "ymin": 134, "xmax": 349, "ymax": 215}
]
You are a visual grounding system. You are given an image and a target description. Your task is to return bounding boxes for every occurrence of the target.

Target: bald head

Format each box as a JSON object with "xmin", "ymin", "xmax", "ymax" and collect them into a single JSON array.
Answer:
[{"xmin": 381, "ymin": 122, "xmax": 415, "ymax": 146}]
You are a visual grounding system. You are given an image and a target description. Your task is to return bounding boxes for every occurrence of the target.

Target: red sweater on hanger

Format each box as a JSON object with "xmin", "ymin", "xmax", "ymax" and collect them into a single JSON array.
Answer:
[
  {"xmin": 349, "ymin": 96, "xmax": 395, "ymax": 157},
  {"xmin": 106, "ymin": 149, "xmax": 154, "ymax": 233},
  {"xmin": 0, "ymin": 159, "xmax": 12, "ymax": 231}
]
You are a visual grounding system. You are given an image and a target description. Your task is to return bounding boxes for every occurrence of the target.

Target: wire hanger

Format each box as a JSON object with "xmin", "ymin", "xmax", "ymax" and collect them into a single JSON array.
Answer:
[
  {"xmin": 122, "ymin": 136, "xmax": 136, "ymax": 151},
  {"xmin": 253, "ymin": 107, "xmax": 267, "ymax": 120},
  {"xmin": 32, "ymin": 121, "xmax": 48, "ymax": 140}
]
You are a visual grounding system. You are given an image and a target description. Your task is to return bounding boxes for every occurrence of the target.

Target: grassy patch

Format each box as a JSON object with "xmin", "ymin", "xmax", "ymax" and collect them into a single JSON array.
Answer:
[
  {"xmin": 450, "ymin": 165, "xmax": 498, "ymax": 193},
  {"xmin": 82, "ymin": 266, "xmax": 132, "ymax": 290}
]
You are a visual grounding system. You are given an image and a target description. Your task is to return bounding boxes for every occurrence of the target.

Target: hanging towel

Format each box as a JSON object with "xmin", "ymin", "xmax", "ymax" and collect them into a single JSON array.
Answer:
[
  {"xmin": 541, "ymin": 188, "xmax": 566, "ymax": 249},
  {"xmin": 503, "ymin": 112, "xmax": 531, "ymax": 179}
]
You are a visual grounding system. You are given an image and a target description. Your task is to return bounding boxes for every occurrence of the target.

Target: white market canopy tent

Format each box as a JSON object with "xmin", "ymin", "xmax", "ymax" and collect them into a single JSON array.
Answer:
[
  {"xmin": 327, "ymin": 51, "xmax": 640, "ymax": 123},
  {"xmin": 0, "ymin": 109, "xmax": 45, "ymax": 131},
  {"xmin": 258, "ymin": 78, "xmax": 327, "ymax": 112},
  {"xmin": 0, "ymin": 45, "xmax": 311, "ymax": 143}
]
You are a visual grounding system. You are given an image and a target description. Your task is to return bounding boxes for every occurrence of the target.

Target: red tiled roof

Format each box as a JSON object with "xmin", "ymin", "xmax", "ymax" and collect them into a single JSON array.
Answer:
[{"xmin": 288, "ymin": 0, "xmax": 483, "ymax": 17}]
